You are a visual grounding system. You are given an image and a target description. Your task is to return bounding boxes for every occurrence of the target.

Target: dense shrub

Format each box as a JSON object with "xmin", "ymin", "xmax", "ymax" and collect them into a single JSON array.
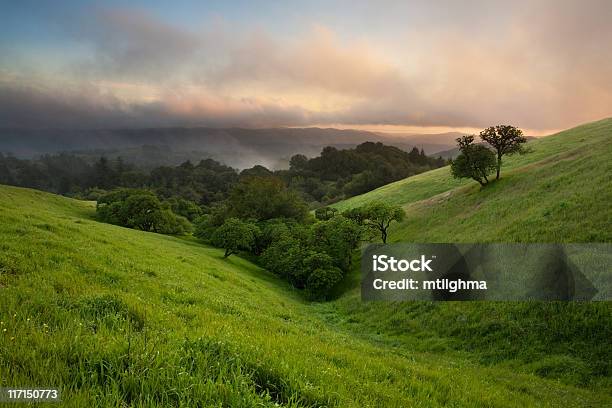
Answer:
[
  {"xmin": 97, "ymin": 201, "xmax": 127, "ymax": 226},
  {"xmin": 97, "ymin": 189, "xmax": 192, "ymax": 235},
  {"xmin": 155, "ymin": 209, "xmax": 192, "ymax": 235},
  {"xmin": 252, "ymin": 219, "xmax": 292, "ymax": 255},
  {"xmin": 305, "ymin": 267, "xmax": 344, "ymax": 300},
  {"xmin": 196, "ymin": 200, "xmax": 405, "ymax": 300},
  {"xmin": 260, "ymin": 233, "xmax": 304, "ymax": 281},
  {"xmin": 211, "ymin": 218, "xmax": 260, "ymax": 258},
  {"xmin": 226, "ymin": 176, "xmax": 309, "ymax": 222},
  {"xmin": 193, "ymin": 215, "xmax": 214, "ymax": 242},
  {"xmin": 257, "ymin": 216, "xmax": 363, "ymax": 298},
  {"xmin": 193, "ymin": 203, "xmax": 232, "ymax": 242},
  {"xmin": 122, "ymin": 194, "xmax": 163, "ymax": 231},
  {"xmin": 314, "ymin": 206, "xmax": 338, "ymax": 221},
  {"xmin": 164, "ymin": 197, "xmax": 204, "ymax": 221},
  {"xmin": 311, "ymin": 216, "xmax": 362, "ymax": 270}
]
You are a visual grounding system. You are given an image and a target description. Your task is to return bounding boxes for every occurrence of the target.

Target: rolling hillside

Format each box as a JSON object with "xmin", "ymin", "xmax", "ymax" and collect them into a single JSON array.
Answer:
[
  {"xmin": 0, "ymin": 118, "xmax": 610, "ymax": 406},
  {"xmin": 0, "ymin": 187, "xmax": 609, "ymax": 406},
  {"xmin": 326, "ymin": 118, "xmax": 612, "ymax": 392},
  {"xmin": 332, "ymin": 117, "xmax": 612, "ymax": 243}
]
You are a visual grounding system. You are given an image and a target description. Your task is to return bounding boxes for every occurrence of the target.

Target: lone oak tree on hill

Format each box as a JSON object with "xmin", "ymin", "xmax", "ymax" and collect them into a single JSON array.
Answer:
[
  {"xmin": 450, "ymin": 135, "xmax": 497, "ymax": 186},
  {"xmin": 479, "ymin": 125, "xmax": 527, "ymax": 180}
]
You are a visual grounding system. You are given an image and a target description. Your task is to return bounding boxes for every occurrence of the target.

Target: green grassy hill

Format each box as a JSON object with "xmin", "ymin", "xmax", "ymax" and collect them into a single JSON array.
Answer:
[
  {"xmin": 329, "ymin": 118, "xmax": 611, "ymax": 277},
  {"xmin": 326, "ymin": 117, "xmax": 612, "ymax": 392},
  {"xmin": 0, "ymin": 118, "xmax": 611, "ymax": 406},
  {"xmin": 332, "ymin": 118, "xmax": 611, "ymax": 244},
  {"xmin": 0, "ymin": 189, "xmax": 608, "ymax": 407}
]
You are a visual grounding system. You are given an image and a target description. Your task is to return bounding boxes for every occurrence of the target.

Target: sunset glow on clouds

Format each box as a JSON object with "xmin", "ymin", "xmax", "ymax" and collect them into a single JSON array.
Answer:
[{"xmin": 1, "ymin": 0, "xmax": 611, "ymax": 132}]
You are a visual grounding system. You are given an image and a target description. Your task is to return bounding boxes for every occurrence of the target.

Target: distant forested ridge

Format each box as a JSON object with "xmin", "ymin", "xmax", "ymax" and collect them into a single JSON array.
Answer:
[
  {"xmin": 0, "ymin": 141, "xmax": 445, "ymax": 208},
  {"xmin": 277, "ymin": 142, "xmax": 445, "ymax": 203},
  {"xmin": 0, "ymin": 127, "xmax": 457, "ymax": 169},
  {"xmin": 0, "ymin": 153, "xmax": 238, "ymax": 205}
]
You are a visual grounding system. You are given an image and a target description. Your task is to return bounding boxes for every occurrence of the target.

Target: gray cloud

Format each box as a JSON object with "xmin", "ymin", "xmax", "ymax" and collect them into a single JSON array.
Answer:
[
  {"xmin": 1, "ymin": 1, "xmax": 611, "ymax": 130},
  {"xmin": 70, "ymin": 7, "xmax": 202, "ymax": 81},
  {"xmin": 0, "ymin": 81, "xmax": 315, "ymax": 129}
]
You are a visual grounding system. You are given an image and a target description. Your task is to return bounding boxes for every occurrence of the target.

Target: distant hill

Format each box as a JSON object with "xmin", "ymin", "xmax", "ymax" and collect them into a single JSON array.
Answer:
[
  {"xmin": 0, "ymin": 127, "xmax": 456, "ymax": 169},
  {"xmin": 373, "ymin": 131, "xmax": 461, "ymax": 157},
  {"xmin": 69, "ymin": 145, "xmax": 215, "ymax": 170},
  {"xmin": 375, "ymin": 130, "xmax": 462, "ymax": 145}
]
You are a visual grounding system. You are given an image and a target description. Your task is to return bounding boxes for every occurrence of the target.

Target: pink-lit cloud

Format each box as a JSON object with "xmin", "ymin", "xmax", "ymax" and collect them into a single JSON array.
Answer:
[{"xmin": 1, "ymin": 1, "xmax": 611, "ymax": 131}]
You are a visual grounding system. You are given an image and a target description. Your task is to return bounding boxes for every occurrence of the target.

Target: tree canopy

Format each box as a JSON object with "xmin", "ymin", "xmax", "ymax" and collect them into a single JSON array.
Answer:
[
  {"xmin": 226, "ymin": 176, "xmax": 309, "ymax": 222},
  {"xmin": 96, "ymin": 189, "xmax": 192, "ymax": 235},
  {"xmin": 211, "ymin": 218, "xmax": 260, "ymax": 258},
  {"xmin": 345, "ymin": 202, "xmax": 405, "ymax": 244},
  {"xmin": 450, "ymin": 136, "xmax": 497, "ymax": 186},
  {"xmin": 479, "ymin": 125, "xmax": 527, "ymax": 180}
]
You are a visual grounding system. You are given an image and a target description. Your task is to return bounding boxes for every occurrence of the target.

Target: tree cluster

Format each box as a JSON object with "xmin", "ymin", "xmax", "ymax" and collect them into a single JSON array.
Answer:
[
  {"xmin": 1, "ymin": 146, "xmax": 409, "ymax": 300},
  {"xmin": 276, "ymin": 142, "xmax": 445, "ymax": 204},
  {"xmin": 0, "ymin": 153, "xmax": 237, "ymax": 206},
  {"xmin": 1, "ymin": 141, "xmax": 445, "ymax": 210},
  {"xmin": 450, "ymin": 125, "xmax": 527, "ymax": 186},
  {"xmin": 194, "ymin": 177, "xmax": 405, "ymax": 300}
]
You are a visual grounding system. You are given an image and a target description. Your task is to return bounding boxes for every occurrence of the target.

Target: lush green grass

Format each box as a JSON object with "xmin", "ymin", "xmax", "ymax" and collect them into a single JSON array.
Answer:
[
  {"xmin": 1, "ymin": 118, "xmax": 611, "ymax": 406},
  {"xmin": 331, "ymin": 117, "xmax": 612, "ymax": 215},
  {"xmin": 0, "ymin": 184, "xmax": 609, "ymax": 407},
  {"xmin": 325, "ymin": 118, "xmax": 612, "ymax": 392}
]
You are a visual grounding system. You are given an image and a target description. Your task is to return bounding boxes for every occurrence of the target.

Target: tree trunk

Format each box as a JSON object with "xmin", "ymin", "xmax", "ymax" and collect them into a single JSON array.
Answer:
[
  {"xmin": 224, "ymin": 248, "xmax": 231, "ymax": 258},
  {"xmin": 496, "ymin": 154, "xmax": 502, "ymax": 180},
  {"xmin": 381, "ymin": 229, "xmax": 387, "ymax": 244}
]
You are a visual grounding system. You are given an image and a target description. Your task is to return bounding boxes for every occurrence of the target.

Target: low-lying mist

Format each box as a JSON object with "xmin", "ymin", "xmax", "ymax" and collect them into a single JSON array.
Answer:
[{"xmin": 0, "ymin": 127, "xmax": 457, "ymax": 169}]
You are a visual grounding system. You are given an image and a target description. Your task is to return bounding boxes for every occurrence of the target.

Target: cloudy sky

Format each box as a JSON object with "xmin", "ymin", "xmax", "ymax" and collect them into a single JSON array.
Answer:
[{"xmin": 1, "ymin": 0, "xmax": 611, "ymax": 134}]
